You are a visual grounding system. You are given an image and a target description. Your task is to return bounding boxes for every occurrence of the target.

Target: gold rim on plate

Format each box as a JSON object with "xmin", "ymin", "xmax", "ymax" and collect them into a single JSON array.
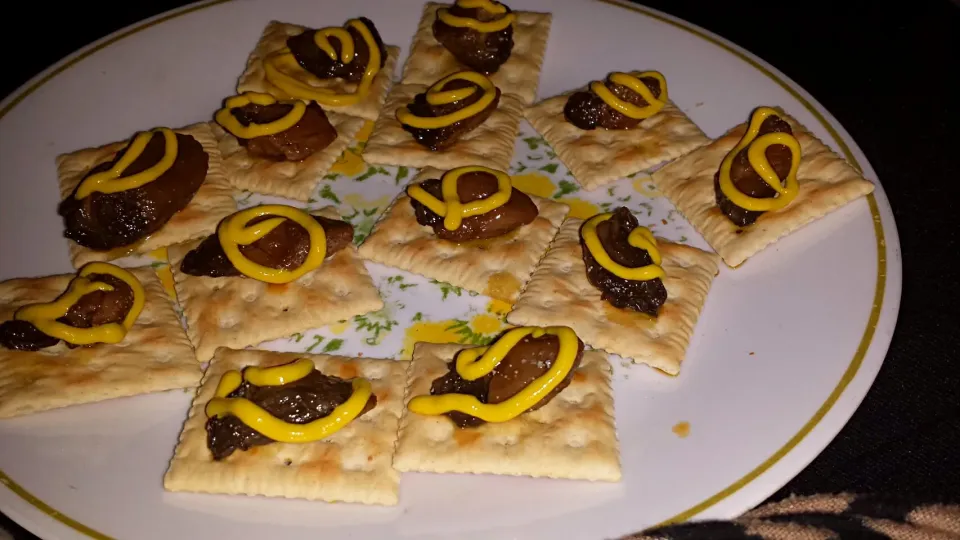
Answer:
[{"xmin": 0, "ymin": 0, "xmax": 887, "ymax": 537}]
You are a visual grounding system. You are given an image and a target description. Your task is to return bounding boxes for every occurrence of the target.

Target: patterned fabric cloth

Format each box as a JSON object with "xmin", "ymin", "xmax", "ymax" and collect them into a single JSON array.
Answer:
[{"xmin": 622, "ymin": 494, "xmax": 960, "ymax": 539}]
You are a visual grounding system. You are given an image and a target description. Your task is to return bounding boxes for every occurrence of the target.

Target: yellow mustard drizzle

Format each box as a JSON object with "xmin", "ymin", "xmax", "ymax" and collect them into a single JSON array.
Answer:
[
  {"xmin": 407, "ymin": 326, "xmax": 579, "ymax": 423},
  {"xmin": 581, "ymin": 213, "xmax": 665, "ymax": 281},
  {"xmin": 718, "ymin": 106, "xmax": 802, "ymax": 212},
  {"xmin": 75, "ymin": 128, "xmax": 178, "ymax": 199},
  {"xmin": 217, "ymin": 205, "xmax": 327, "ymax": 284},
  {"xmin": 205, "ymin": 358, "xmax": 373, "ymax": 443},
  {"xmin": 14, "ymin": 263, "xmax": 145, "ymax": 345},
  {"xmin": 590, "ymin": 71, "xmax": 668, "ymax": 120},
  {"xmin": 396, "ymin": 71, "xmax": 497, "ymax": 130},
  {"xmin": 214, "ymin": 92, "xmax": 307, "ymax": 139},
  {"xmin": 407, "ymin": 165, "xmax": 513, "ymax": 230},
  {"xmin": 437, "ymin": 0, "xmax": 516, "ymax": 33},
  {"xmin": 263, "ymin": 19, "xmax": 382, "ymax": 107}
]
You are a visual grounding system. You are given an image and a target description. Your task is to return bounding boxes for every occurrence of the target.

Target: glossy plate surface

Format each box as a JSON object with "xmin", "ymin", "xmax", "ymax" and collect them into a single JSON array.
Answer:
[{"xmin": 0, "ymin": 1, "xmax": 901, "ymax": 538}]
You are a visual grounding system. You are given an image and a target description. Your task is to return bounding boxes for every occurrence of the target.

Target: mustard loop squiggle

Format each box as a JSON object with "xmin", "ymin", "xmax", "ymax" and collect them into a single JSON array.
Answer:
[
  {"xmin": 214, "ymin": 92, "xmax": 307, "ymax": 139},
  {"xmin": 590, "ymin": 71, "xmax": 668, "ymax": 120},
  {"xmin": 407, "ymin": 165, "xmax": 513, "ymax": 230},
  {"xmin": 217, "ymin": 205, "xmax": 327, "ymax": 284},
  {"xmin": 717, "ymin": 106, "xmax": 801, "ymax": 212},
  {"xmin": 396, "ymin": 71, "xmax": 497, "ymax": 130},
  {"xmin": 407, "ymin": 326, "xmax": 580, "ymax": 423}
]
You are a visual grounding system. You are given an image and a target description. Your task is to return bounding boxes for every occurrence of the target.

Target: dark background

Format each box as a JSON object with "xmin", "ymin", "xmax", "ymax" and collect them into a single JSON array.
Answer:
[{"xmin": 2, "ymin": 1, "xmax": 958, "ymax": 538}]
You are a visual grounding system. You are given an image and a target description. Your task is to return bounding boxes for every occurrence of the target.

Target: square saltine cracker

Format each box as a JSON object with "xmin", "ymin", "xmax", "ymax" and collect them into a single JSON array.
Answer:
[
  {"xmin": 167, "ymin": 206, "xmax": 383, "ymax": 363},
  {"xmin": 394, "ymin": 342, "xmax": 620, "ymax": 481},
  {"xmin": 400, "ymin": 2, "xmax": 552, "ymax": 105},
  {"xmin": 56, "ymin": 122, "xmax": 237, "ymax": 269},
  {"xmin": 525, "ymin": 92, "xmax": 709, "ymax": 191},
  {"xmin": 212, "ymin": 112, "xmax": 365, "ymax": 201},
  {"xmin": 507, "ymin": 218, "xmax": 720, "ymax": 375},
  {"xmin": 0, "ymin": 267, "xmax": 200, "ymax": 418},
  {"xmin": 236, "ymin": 21, "xmax": 400, "ymax": 122},
  {"xmin": 361, "ymin": 84, "xmax": 525, "ymax": 170},
  {"xmin": 357, "ymin": 167, "xmax": 568, "ymax": 304},
  {"xmin": 651, "ymin": 110, "xmax": 876, "ymax": 268},
  {"xmin": 163, "ymin": 348, "xmax": 406, "ymax": 505}
]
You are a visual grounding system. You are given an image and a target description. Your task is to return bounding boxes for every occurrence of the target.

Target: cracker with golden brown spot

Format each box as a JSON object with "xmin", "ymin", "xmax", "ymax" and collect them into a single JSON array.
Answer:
[
  {"xmin": 0, "ymin": 268, "xmax": 200, "ymax": 418},
  {"xmin": 400, "ymin": 3, "xmax": 552, "ymax": 105},
  {"xmin": 57, "ymin": 122, "xmax": 237, "ymax": 269},
  {"xmin": 525, "ymin": 94, "xmax": 709, "ymax": 191},
  {"xmin": 651, "ymin": 111, "xmax": 876, "ymax": 268},
  {"xmin": 212, "ymin": 112, "xmax": 365, "ymax": 201},
  {"xmin": 357, "ymin": 167, "xmax": 568, "ymax": 303},
  {"xmin": 236, "ymin": 21, "xmax": 400, "ymax": 121},
  {"xmin": 361, "ymin": 84, "xmax": 524, "ymax": 170},
  {"xmin": 393, "ymin": 342, "xmax": 620, "ymax": 480},
  {"xmin": 167, "ymin": 206, "xmax": 383, "ymax": 363},
  {"xmin": 163, "ymin": 348, "xmax": 406, "ymax": 505},
  {"xmin": 507, "ymin": 218, "xmax": 720, "ymax": 375}
]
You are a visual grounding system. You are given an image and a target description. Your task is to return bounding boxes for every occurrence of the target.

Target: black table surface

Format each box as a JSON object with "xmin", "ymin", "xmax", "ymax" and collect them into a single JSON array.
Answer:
[{"xmin": 2, "ymin": 1, "xmax": 958, "ymax": 538}]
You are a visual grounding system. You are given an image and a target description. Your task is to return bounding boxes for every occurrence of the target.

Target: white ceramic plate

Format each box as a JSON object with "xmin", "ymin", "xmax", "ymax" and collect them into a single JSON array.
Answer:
[{"xmin": 0, "ymin": 0, "xmax": 902, "ymax": 538}]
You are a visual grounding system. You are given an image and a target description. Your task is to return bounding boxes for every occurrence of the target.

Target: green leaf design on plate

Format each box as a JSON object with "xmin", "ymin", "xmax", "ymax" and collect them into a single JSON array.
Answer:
[
  {"xmin": 290, "ymin": 332, "xmax": 304, "ymax": 343},
  {"xmin": 305, "ymin": 335, "xmax": 325, "ymax": 352},
  {"xmin": 356, "ymin": 166, "xmax": 389, "ymax": 182},
  {"xmin": 319, "ymin": 184, "xmax": 340, "ymax": 204},
  {"xmin": 322, "ymin": 338, "xmax": 344, "ymax": 353},
  {"xmin": 447, "ymin": 319, "xmax": 497, "ymax": 345},
  {"xmin": 323, "ymin": 172, "xmax": 340, "ymax": 180},
  {"xmin": 412, "ymin": 311, "xmax": 423, "ymax": 322},
  {"xmin": 354, "ymin": 312, "xmax": 398, "ymax": 345},
  {"xmin": 387, "ymin": 275, "xmax": 417, "ymax": 291},
  {"xmin": 522, "ymin": 136, "xmax": 544, "ymax": 150},
  {"xmin": 538, "ymin": 163, "xmax": 559, "ymax": 174},
  {"xmin": 430, "ymin": 279, "xmax": 465, "ymax": 300},
  {"xmin": 553, "ymin": 180, "xmax": 580, "ymax": 198},
  {"xmin": 395, "ymin": 166, "xmax": 409, "ymax": 185},
  {"xmin": 343, "ymin": 207, "xmax": 381, "ymax": 245}
]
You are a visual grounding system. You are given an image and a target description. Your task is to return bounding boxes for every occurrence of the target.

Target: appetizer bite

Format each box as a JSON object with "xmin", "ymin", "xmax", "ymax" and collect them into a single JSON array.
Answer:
[
  {"xmin": 362, "ymin": 70, "xmax": 524, "ymax": 169},
  {"xmin": 525, "ymin": 70, "xmax": 709, "ymax": 191},
  {"xmin": 56, "ymin": 123, "xmax": 235, "ymax": 268},
  {"xmin": 0, "ymin": 263, "xmax": 199, "ymax": 418},
  {"xmin": 236, "ymin": 18, "xmax": 400, "ymax": 121},
  {"xmin": 651, "ymin": 106, "xmax": 876, "ymax": 267},
  {"xmin": 358, "ymin": 165, "xmax": 569, "ymax": 304},
  {"xmin": 211, "ymin": 91, "xmax": 365, "ymax": 201},
  {"xmin": 401, "ymin": 0, "xmax": 552, "ymax": 105},
  {"xmin": 168, "ymin": 204, "xmax": 383, "ymax": 363},
  {"xmin": 164, "ymin": 348, "xmax": 405, "ymax": 505},
  {"xmin": 394, "ymin": 325, "xmax": 620, "ymax": 481},
  {"xmin": 508, "ymin": 208, "xmax": 720, "ymax": 375}
]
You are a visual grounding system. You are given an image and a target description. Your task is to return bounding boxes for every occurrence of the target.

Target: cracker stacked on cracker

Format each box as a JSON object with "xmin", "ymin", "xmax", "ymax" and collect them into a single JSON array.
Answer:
[
  {"xmin": 219, "ymin": 18, "xmax": 402, "ymax": 199},
  {"xmin": 362, "ymin": 2, "xmax": 552, "ymax": 170}
]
